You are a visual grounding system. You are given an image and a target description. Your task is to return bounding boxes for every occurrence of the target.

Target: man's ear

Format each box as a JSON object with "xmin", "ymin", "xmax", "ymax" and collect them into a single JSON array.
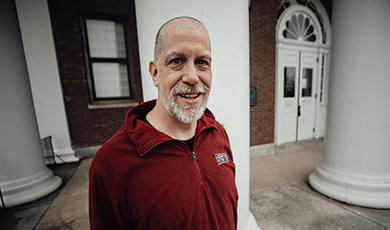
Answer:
[{"xmin": 149, "ymin": 61, "xmax": 159, "ymax": 87}]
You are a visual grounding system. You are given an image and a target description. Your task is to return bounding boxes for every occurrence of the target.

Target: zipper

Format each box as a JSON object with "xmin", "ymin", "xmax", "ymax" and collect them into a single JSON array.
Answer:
[
  {"xmin": 191, "ymin": 151, "xmax": 197, "ymax": 160},
  {"xmin": 190, "ymin": 151, "xmax": 204, "ymax": 186},
  {"xmin": 178, "ymin": 128, "xmax": 213, "ymax": 186}
]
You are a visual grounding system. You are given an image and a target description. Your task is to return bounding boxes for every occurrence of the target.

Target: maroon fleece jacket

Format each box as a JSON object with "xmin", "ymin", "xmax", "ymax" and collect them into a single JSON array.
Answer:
[{"xmin": 89, "ymin": 100, "xmax": 238, "ymax": 230}]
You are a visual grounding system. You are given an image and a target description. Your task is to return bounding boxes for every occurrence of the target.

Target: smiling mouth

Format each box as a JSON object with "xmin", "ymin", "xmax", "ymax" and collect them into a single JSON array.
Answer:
[{"xmin": 178, "ymin": 93, "xmax": 202, "ymax": 99}]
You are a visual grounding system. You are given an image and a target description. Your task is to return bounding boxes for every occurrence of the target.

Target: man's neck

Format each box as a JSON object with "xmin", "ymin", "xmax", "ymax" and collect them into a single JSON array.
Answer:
[{"xmin": 146, "ymin": 100, "xmax": 197, "ymax": 140}]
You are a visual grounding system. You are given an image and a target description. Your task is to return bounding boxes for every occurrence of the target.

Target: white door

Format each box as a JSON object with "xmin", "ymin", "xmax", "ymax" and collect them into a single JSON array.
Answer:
[
  {"xmin": 276, "ymin": 49, "xmax": 317, "ymax": 144},
  {"xmin": 277, "ymin": 49, "xmax": 299, "ymax": 144},
  {"xmin": 297, "ymin": 52, "xmax": 317, "ymax": 140}
]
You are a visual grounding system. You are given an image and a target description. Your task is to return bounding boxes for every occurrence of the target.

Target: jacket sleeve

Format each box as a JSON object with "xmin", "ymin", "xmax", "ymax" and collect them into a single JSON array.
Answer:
[{"xmin": 89, "ymin": 161, "xmax": 127, "ymax": 230}]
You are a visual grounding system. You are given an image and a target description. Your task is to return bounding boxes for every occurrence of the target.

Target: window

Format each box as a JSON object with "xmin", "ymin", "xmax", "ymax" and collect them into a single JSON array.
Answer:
[
  {"xmin": 283, "ymin": 13, "xmax": 316, "ymax": 42},
  {"xmin": 81, "ymin": 16, "xmax": 139, "ymax": 104},
  {"xmin": 284, "ymin": 67, "xmax": 296, "ymax": 98},
  {"xmin": 278, "ymin": 0, "xmax": 328, "ymax": 45},
  {"xmin": 301, "ymin": 68, "xmax": 313, "ymax": 97}
]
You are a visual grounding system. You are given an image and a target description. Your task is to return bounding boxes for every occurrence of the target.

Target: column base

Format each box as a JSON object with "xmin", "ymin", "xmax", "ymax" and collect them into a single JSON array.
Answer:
[
  {"xmin": 309, "ymin": 164, "xmax": 390, "ymax": 209},
  {"xmin": 54, "ymin": 147, "xmax": 79, "ymax": 163},
  {"xmin": 0, "ymin": 167, "xmax": 62, "ymax": 208}
]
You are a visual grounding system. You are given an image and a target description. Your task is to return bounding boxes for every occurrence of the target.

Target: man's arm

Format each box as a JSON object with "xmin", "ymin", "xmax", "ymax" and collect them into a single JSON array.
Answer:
[{"xmin": 89, "ymin": 161, "xmax": 127, "ymax": 230}]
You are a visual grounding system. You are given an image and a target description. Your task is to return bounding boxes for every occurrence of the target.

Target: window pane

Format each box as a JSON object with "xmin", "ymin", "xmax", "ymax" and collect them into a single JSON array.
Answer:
[
  {"xmin": 92, "ymin": 63, "xmax": 130, "ymax": 98},
  {"xmin": 302, "ymin": 68, "xmax": 313, "ymax": 97},
  {"xmin": 86, "ymin": 19, "xmax": 126, "ymax": 58},
  {"xmin": 284, "ymin": 67, "xmax": 295, "ymax": 97}
]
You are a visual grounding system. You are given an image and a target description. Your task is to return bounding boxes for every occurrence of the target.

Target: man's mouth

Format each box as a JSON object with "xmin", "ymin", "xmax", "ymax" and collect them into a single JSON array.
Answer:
[{"xmin": 178, "ymin": 93, "xmax": 202, "ymax": 99}]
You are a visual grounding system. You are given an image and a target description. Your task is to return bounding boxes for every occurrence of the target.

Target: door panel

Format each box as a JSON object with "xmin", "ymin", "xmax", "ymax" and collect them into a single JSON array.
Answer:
[
  {"xmin": 277, "ymin": 50, "xmax": 299, "ymax": 144},
  {"xmin": 276, "ymin": 50, "xmax": 317, "ymax": 144},
  {"xmin": 297, "ymin": 51, "xmax": 317, "ymax": 140}
]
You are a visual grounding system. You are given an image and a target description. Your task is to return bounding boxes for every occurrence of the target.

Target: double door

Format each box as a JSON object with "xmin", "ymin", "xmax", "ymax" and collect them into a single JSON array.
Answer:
[{"xmin": 277, "ymin": 49, "xmax": 318, "ymax": 144}]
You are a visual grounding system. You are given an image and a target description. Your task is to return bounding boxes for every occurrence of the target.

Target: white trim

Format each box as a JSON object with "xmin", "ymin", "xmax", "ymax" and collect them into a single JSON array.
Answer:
[
  {"xmin": 53, "ymin": 148, "xmax": 79, "ymax": 163},
  {"xmin": 310, "ymin": 0, "xmax": 332, "ymax": 47},
  {"xmin": 276, "ymin": 5, "xmax": 323, "ymax": 46},
  {"xmin": 277, "ymin": 0, "xmax": 331, "ymax": 47},
  {"xmin": 275, "ymin": 1, "xmax": 331, "ymax": 146}
]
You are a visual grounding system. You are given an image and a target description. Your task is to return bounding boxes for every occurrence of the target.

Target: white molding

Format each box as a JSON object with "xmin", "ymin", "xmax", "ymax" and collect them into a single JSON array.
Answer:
[
  {"xmin": 276, "ymin": 0, "xmax": 332, "ymax": 47},
  {"xmin": 0, "ymin": 168, "xmax": 62, "ymax": 208},
  {"xmin": 53, "ymin": 148, "xmax": 79, "ymax": 164},
  {"xmin": 309, "ymin": 164, "xmax": 390, "ymax": 209},
  {"xmin": 275, "ymin": 1, "xmax": 331, "ymax": 146},
  {"xmin": 276, "ymin": 5, "xmax": 323, "ymax": 46}
]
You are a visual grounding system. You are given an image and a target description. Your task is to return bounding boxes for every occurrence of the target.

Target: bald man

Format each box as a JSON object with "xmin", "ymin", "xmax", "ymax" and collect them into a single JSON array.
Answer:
[{"xmin": 89, "ymin": 17, "xmax": 238, "ymax": 230}]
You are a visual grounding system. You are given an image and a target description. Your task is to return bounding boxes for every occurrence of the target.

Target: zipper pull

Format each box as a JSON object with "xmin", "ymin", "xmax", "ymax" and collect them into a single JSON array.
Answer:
[{"xmin": 191, "ymin": 151, "xmax": 198, "ymax": 160}]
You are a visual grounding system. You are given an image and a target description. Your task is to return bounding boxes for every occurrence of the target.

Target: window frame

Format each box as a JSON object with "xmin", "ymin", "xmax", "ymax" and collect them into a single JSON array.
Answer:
[{"xmin": 80, "ymin": 13, "xmax": 139, "ymax": 106}]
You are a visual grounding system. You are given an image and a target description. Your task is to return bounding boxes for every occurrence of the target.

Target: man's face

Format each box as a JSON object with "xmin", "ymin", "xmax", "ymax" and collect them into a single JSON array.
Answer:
[{"xmin": 151, "ymin": 25, "xmax": 212, "ymax": 124}]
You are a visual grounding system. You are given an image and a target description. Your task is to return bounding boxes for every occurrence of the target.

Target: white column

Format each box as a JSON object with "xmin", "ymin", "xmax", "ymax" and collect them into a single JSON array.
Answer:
[
  {"xmin": 135, "ymin": 0, "xmax": 260, "ymax": 229},
  {"xmin": 14, "ymin": 0, "xmax": 78, "ymax": 163},
  {"xmin": 309, "ymin": 0, "xmax": 390, "ymax": 208},
  {"xmin": 0, "ymin": 0, "xmax": 62, "ymax": 208}
]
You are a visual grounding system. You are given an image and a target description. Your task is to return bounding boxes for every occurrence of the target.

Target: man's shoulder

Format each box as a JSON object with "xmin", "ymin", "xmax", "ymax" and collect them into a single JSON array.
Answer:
[
  {"xmin": 202, "ymin": 108, "xmax": 227, "ymax": 132},
  {"xmin": 92, "ymin": 126, "xmax": 137, "ymax": 171}
]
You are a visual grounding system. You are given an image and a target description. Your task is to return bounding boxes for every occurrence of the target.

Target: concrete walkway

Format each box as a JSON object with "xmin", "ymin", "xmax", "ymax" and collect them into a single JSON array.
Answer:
[
  {"xmin": 1, "ymin": 139, "xmax": 389, "ymax": 229},
  {"xmin": 249, "ymin": 140, "xmax": 390, "ymax": 230}
]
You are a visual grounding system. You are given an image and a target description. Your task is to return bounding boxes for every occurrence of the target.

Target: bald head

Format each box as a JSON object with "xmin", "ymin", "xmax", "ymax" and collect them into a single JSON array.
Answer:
[{"xmin": 153, "ymin": 17, "xmax": 210, "ymax": 63}]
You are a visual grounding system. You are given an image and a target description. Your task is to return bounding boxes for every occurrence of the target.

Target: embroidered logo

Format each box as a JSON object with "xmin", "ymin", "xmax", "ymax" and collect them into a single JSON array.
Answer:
[{"xmin": 215, "ymin": 153, "xmax": 229, "ymax": 165}]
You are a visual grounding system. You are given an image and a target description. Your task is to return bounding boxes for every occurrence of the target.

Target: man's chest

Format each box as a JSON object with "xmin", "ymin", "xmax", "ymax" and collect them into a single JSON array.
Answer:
[{"xmin": 122, "ymin": 140, "xmax": 237, "ymax": 229}]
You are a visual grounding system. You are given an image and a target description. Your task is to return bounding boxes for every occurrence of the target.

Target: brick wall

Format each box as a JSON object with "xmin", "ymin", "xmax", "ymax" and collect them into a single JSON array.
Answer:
[
  {"xmin": 249, "ymin": 0, "xmax": 332, "ymax": 146},
  {"xmin": 48, "ymin": 0, "xmax": 142, "ymax": 148},
  {"xmin": 249, "ymin": 0, "xmax": 280, "ymax": 146}
]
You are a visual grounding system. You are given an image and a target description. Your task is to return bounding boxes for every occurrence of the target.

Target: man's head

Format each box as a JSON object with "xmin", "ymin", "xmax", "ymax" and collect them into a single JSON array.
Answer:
[{"xmin": 149, "ymin": 17, "xmax": 212, "ymax": 124}]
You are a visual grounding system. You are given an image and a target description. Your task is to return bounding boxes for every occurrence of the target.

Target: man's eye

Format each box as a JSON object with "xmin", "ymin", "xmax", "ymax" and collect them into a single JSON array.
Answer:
[
  {"xmin": 196, "ymin": 60, "xmax": 209, "ymax": 66},
  {"xmin": 169, "ymin": 58, "xmax": 183, "ymax": 65}
]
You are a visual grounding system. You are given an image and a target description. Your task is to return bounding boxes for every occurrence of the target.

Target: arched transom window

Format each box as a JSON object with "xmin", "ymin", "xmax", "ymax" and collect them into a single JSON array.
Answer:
[
  {"xmin": 277, "ymin": 0, "xmax": 330, "ymax": 47},
  {"xmin": 283, "ymin": 13, "xmax": 317, "ymax": 42}
]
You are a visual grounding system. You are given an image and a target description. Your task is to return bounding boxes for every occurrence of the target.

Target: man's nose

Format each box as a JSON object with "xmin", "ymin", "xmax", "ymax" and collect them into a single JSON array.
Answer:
[{"xmin": 182, "ymin": 63, "xmax": 199, "ymax": 85}]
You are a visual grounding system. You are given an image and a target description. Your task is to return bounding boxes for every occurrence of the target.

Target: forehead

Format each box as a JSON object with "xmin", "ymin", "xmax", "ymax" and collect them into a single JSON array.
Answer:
[{"xmin": 162, "ymin": 22, "xmax": 211, "ymax": 53}]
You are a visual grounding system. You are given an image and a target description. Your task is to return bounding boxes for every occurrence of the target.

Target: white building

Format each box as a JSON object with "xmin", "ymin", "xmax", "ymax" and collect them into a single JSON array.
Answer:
[{"xmin": 0, "ymin": 0, "xmax": 389, "ymax": 230}]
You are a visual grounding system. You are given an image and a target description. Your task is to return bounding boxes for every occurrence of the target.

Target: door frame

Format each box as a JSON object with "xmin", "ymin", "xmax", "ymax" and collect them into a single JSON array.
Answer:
[{"xmin": 275, "ymin": 4, "xmax": 331, "ymax": 145}]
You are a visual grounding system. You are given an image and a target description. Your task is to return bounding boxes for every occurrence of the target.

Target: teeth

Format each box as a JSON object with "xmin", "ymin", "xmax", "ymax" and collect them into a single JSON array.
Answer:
[{"xmin": 180, "ymin": 93, "xmax": 199, "ymax": 99}]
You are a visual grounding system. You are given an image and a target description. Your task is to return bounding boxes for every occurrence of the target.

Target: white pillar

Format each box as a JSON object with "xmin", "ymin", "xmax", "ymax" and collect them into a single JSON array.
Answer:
[
  {"xmin": 0, "ymin": 0, "xmax": 62, "ymax": 208},
  {"xmin": 309, "ymin": 0, "xmax": 390, "ymax": 208},
  {"xmin": 135, "ymin": 0, "xmax": 260, "ymax": 229},
  {"xmin": 14, "ymin": 0, "xmax": 78, "ymax": 163}
]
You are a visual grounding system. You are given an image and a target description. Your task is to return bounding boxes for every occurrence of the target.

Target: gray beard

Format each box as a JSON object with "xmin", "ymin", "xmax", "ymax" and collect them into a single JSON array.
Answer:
[{"xmin": 159, "ymin": 82, "xmax": 210, "ymax": 124}]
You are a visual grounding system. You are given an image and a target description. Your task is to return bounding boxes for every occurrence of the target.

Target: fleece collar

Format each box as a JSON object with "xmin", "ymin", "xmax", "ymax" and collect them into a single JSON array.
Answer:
[{"xmin": 125, "ymin": 100, "xmax": 219, "ymax": 156}]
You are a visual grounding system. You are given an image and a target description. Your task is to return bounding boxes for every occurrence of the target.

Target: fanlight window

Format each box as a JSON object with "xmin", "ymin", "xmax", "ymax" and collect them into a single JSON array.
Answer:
[
  {"xmin": 283, "ymin": 13, "xmax": 316, "ymax": 42},
  {"xmin": 278, "ymin": 0, "xmax": 328, "ymax": 45}
]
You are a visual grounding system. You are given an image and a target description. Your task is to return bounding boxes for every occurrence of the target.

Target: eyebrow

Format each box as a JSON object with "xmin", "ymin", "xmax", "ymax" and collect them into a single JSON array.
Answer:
[
  {"xmin": 164, "ymin": 52, "xmax": 212, "ymax": 64},
  {"xmin": 164, "ymin": 52, "xmax": 185, "ymax": 64},
  {"xmin": 197, "ymin": 55, "xmax": 212, "ymax": 62}
]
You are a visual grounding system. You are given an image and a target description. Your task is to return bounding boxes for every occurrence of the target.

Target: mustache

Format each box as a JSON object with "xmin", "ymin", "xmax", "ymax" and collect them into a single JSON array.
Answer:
[{"xmin": 171, "ymin": 82, "xmax": 210, "ymax": 95}]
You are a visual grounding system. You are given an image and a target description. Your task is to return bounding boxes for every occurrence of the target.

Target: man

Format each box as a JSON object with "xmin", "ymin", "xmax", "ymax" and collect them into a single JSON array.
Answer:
[{"xmin": 89, "ymin": 16, "xmax": 238, "ymax": 230}]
